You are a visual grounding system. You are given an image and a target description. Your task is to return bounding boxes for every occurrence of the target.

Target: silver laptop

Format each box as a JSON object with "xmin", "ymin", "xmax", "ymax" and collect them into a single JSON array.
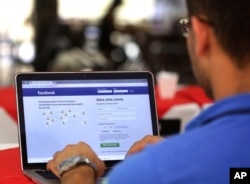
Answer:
[{"xmin": 15, "ymin": 71, "xmax": 159, "ymax": 184}]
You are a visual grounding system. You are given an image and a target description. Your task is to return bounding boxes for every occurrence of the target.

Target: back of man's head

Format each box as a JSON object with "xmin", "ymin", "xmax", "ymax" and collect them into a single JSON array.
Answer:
[{"xmin": 186, "ymin": 0, "xmax": 250, "ymax": 67}]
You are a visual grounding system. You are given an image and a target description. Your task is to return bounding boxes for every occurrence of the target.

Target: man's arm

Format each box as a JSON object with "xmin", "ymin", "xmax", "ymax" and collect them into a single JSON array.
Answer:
[{"xmin": 60, "ymin": 165, "xmax": 95, "ymax": 184}]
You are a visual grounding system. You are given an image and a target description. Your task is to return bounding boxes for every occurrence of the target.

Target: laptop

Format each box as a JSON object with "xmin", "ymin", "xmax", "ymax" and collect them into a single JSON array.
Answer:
[{"xmin": 15, "ymin": 71, "xmax": 159, "ymax": 184}]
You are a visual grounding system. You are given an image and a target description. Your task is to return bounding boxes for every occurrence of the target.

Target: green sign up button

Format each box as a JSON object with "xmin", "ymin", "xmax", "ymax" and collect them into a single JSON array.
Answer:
[{"xmin": 100, "ymin": 143, "xmax": 120, "ymax": 148}]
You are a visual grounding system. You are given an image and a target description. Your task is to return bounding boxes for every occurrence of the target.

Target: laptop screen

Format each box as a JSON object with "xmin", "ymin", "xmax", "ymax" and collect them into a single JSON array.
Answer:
[{"xmin": 18, "ymin": 75, "xmax": 157, "ymax": 165}]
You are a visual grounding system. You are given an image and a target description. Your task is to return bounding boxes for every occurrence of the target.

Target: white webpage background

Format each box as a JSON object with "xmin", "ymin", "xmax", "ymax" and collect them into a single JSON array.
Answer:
[{"xmin": 23, "ymin": 94, "xmax": 153, "ymax": 163}]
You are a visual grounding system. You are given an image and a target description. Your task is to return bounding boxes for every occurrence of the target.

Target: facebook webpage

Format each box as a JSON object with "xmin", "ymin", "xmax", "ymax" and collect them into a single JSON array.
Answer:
[{"xmin": 21, "ymin": 80, "xmax": 154, "ymax": 163}]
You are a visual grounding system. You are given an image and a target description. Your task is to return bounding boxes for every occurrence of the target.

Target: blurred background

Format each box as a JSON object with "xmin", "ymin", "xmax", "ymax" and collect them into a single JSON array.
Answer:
[{"xmin": 0, "ymin": 0, "xmax": 196, "ymax": 87}]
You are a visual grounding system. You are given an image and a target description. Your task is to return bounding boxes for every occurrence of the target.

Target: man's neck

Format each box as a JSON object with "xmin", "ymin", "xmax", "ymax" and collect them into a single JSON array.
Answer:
[{"xmin": 211, "ymin": 55, "xmax": 250, "ymax": 100}]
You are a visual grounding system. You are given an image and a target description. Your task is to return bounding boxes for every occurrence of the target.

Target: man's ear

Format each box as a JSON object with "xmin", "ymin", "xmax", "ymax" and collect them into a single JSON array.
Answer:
[{"xmin": 191, "ymin": 16, "xmax": 210, "ymax": 57}]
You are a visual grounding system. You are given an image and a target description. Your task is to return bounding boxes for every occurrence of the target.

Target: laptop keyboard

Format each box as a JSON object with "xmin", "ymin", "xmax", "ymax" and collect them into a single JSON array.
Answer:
[{"xmin": 36, "ymin": 170, "xmax": 58, "ymax": 179}]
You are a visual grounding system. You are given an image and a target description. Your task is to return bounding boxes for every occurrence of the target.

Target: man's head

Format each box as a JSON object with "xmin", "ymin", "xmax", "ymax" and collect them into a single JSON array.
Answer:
[
  {"xmin": 183, "ymin": 0, "xmax": 250, "ymax": 99},
  {"xmin": 186, "ymin": 0, "xmax": 250, "ymax": 67}
]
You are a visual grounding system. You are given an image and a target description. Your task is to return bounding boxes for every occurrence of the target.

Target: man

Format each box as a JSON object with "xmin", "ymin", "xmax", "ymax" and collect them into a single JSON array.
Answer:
[{"xmin": 47, "ymin": 0, "xmax": 250, "ymax": 183}]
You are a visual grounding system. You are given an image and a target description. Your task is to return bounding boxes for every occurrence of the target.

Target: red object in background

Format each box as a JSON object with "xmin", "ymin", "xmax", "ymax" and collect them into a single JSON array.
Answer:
[
  {"xmin": 0, "ymin": 87, "xmax": 17, "ymax": 122},
  {"xmin": 155, "ymin": 85, "xmax": 213, "ymax": 118},
  {"xmin": 0, "ymin": 148, "xmax": 33, "ymax": 184}
]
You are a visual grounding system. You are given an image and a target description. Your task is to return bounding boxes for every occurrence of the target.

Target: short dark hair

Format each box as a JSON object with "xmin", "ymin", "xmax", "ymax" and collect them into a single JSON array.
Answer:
[{"xmin": 186, "ymin": 0, "xmax": 250, "ymax": 67}]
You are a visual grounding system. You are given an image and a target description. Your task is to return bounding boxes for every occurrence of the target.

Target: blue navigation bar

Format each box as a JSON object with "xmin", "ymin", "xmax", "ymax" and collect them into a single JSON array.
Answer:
[{"xmin": 22, "ymin": 87, "xmax": 149, "ymax": 96}]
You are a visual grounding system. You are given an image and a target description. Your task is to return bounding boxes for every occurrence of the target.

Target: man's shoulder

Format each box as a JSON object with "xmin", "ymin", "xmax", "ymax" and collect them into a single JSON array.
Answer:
[{"xmin": 186, "ymin": 93, "xmax": 250, "ymax": 130}]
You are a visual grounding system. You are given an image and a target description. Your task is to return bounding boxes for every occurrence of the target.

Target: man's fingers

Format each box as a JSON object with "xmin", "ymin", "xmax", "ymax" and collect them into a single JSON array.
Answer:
[
  {"xmin": 47, "ymin": 159, "xmax": 60, "ymax": 177},
  {"xmin": 126, "ymin": 136, "xmax": 163, "ymax": 157},
  {"xmin": 126, "ymin": 141, "xmax": 145, "ymax": 157}
]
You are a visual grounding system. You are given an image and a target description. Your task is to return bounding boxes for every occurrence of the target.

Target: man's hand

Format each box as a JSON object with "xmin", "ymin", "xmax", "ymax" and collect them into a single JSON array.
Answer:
[
  {"xmin": 47, "ymin": 142, "xmax": 105, "ymax": 180},
  {"xmin": 126, "ymin": 135, "xmax": 163, "ymax": 157}
]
